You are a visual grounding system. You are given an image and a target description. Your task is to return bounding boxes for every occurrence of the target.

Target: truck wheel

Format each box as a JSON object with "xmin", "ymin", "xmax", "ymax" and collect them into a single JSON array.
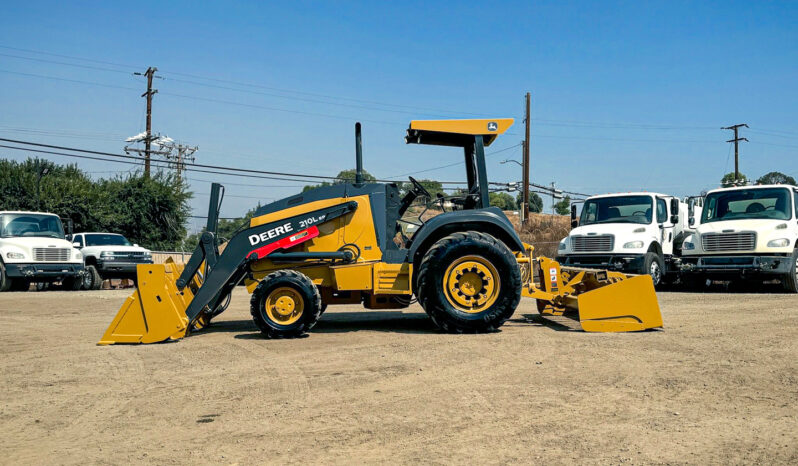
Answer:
[
  {"xmin": 416, "ymin": 231, "xmax": 521, "ymax": 333},
  {"xmin": 250, "ymin": 270, "xmax": 322, "ymax": 339},
  {"xmin": 0, "ymin": 263, "xmax": 13, "ymax": 292},
  {"xmin": 782, "ymin": 250, "xmax": 798, "ymax": 293},
  {"xmin": 642, "ymin": 252, "xmax": 664, "ymax": 288},
  {"xmin": 82, "ymin": 265, "xmax": 103, "ymax": 290}
]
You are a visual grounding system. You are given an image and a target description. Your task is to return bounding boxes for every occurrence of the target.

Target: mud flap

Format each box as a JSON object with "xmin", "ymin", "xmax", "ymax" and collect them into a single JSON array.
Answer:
[
  {"xmin": 576, "ymin": 275, "xmax": 663, "ymax": 332},
  {"xmin": 97, "ymin": 263, "xmax": 192, "ymax": 345}
]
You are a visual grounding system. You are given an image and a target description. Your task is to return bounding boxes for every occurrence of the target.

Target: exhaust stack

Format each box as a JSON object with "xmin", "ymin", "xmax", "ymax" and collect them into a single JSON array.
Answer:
[{"xmin": 355, "ymin": 122, "xmax": 363, "ymax": 186}]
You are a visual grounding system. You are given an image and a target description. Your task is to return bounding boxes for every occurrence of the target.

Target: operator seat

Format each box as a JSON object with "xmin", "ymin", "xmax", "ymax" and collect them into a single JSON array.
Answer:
[{"xmin": 746, "ymin": 202, "xmax": 765, "ymax": 214}]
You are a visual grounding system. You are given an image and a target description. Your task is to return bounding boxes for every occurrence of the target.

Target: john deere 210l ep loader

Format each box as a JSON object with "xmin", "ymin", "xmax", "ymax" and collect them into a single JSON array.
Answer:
[{"xmin": 99, "ymin": 119, "xmax": 662, "ymax": 344}]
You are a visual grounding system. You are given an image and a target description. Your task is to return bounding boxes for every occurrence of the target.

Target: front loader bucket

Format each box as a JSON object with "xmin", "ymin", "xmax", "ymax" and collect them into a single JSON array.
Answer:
[
  {"xmin": 97, "ymin": 263, "xmax": 192, "ymax": 345},
  {"xmin": 575, "ymin": 275, "xmax": 663, "ymax": 332}
]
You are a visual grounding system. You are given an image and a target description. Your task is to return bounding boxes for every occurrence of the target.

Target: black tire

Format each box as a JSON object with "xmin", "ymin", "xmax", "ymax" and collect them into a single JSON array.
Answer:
[
  {"xmin": 250, "ymin": 270, "xmax": 322, "ymax": 339},
  {"xmin": 642, "ymin": 252, "xmax": 664, "ymax": 288},
  {"xmin": 82, "ymin": 265, "xmax": 103, "ymax": 290},
  {"xmin": 782, "ymin": 249, "xmax": 798, "ymax": 293},
  {"xmin": 416, "ymin": 231, "xmax": 521, "ymax": 333},
  {"xmin": 0, "ymin": 263, "xmax": 13, "ymax": 292}
]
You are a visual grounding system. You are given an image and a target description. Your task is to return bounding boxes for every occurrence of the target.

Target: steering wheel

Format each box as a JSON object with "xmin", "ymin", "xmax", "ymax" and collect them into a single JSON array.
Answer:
[{"xmin": 408, "ymin": 176, "xmax": 432, "ymax": 198}]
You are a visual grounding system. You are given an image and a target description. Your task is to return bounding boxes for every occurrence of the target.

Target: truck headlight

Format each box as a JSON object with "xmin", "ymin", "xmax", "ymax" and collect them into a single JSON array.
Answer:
[
  {"xmin": 101, "ymin": 251, "xmax": 114, "ymax": 258},
  {"xmin": 623, "ymin": 241, "xmax": 644, "ymax": 249},
  {"xmin": 767, "ymin": 238, "xmax": 790, "ymax": 248},
  {"xmin": 683, "ymin": 241, "xmax": 695, "ymax": 250},
  {"xmin": 6, "ymin": 252, "xmax": 25, "ymax": 259},
  {"xmin": 74, "ymin": 250, "xmax": 82, "ymax": 260},
  {"xmin": 558, "ymin": 241, "xmax": 566, "ymax": 251}
]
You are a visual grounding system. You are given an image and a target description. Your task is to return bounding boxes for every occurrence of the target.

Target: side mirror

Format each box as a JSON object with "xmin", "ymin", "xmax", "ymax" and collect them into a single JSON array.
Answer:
[
  {"xmin": 669, "ymin": 198, "xmax": 679, "ymax": 224},
  {"xmin": 688, "ymin": 217, "xmax": 695, "ymax": 227},
  {"xmin": 72, "ymin": 242, "xmax": 81, "ymax": 248},
  {"xmin": 134, "ymin": 244, "xmax": 139, "ymax": 248},
  {"xmin": 570, "ymin": 204, "xmax": 578, "ymax": 228}
]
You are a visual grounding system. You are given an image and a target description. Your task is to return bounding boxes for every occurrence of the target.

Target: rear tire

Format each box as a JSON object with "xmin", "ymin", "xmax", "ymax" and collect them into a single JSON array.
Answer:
[
  {"xmin": 82, "ymin": 265, "xmax": 102, "ymax": 290},
  {"xmin": 416, "ymin": 231, "xmax": 521, "ymax": 333},
  {"xmin": 642, "ymin": 252, "xmax": 664, "ymax": 288},
  {"xmin": 782, "ymin": 249, "xmax": 798, "ymax": 293},
  {"xmin": 250, "ymin": 270, "xmax": 322, "ymax": 339}
]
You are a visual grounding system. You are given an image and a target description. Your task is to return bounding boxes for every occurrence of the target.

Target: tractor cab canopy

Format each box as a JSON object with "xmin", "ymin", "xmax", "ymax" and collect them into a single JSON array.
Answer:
[{"xmin": 405, "ymin": 119, "xmax": 514, "ymax": 209}]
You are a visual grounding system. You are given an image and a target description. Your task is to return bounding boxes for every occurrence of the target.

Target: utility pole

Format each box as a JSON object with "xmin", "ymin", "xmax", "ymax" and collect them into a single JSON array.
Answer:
[
  {"xmin": 522, "ymin": 92, "xmax": 531, "ymax": 225},
  {"xmin": 722, "ymin": 123, "xmax": 748, "ymax": 183},
  {"xmin": 550, "ymin": 181, "xmax": 556, "ymax": 214},
  {"xmin": 134, "ymin": 67, "xmax": 160, "ymax": 176},
  {"xmin": 170, "ymin": 143, "xmax": 198, "ymax": 181}
]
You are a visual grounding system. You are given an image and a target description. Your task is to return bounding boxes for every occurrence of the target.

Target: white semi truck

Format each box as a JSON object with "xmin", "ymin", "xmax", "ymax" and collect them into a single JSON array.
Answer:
[
  {"xmin": 556, "ymin": 192, "xmax": 695, "ymax": 287},
  {"xmin": 0, "ymin": 211, "xmax": 85, "ymax": 291},
  {"xmin": 680, "ymin": 184, "xmax": 798, "ymax": 292}
]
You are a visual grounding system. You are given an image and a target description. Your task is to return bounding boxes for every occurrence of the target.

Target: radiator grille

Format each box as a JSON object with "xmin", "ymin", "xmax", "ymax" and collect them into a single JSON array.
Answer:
[
  {"xmin": 571, "ymin": 235, "xmax": 614, "ymax": 252},
  {"xmin": 701, "ymin": 232, "xmax": 756, "ymax": 252},
  {"xmin": 32, "ymin": 248, "xmax": 70, "ymax": 262}
]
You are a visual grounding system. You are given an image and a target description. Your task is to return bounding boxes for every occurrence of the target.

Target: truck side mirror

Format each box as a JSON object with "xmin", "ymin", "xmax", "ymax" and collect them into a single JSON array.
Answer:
[
  {"xmin": 688, "ymin": 217, "xmax": 695, "ymax": 227},
  {"xmin": 669, "ymin": 198, "xmax": 679, "ymax": 224},
  {"xmin": 570, "ymin": 204, "xmax": 578, "ymax": 228},
  {"xmin": 72, "ymin": 242, "xmax": 82, "ymax": 249}
]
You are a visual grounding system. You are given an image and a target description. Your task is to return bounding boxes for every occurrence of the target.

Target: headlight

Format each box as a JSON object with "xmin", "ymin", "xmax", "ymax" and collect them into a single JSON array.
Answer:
[
  {"xmin": 6, "ymin": 251, "xmax": 25, "ymax": 259},
  {"xmin": 623, "ymin": 241, "xmax": 644, "ymax": 249},
  {"xmin": 767, "ymin": 238, "xmax": 790, "ymax": 248},
  {"xmin": 558, "ymin": 241, "xmax": 567, "ymax": 251},
  {"xmin": 101, "ymin": 251, "xmax": 114, "ymax": 258},
  {"xmin": 683, "ymin": 241, "xmax": 695, "ymax": 250},
  {"xmin": 74, "ymin": 250, "xmax": 82, "ymax": 260}
]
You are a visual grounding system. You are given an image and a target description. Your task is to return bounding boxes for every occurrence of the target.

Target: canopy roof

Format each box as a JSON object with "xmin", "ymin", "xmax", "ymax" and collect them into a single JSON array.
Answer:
[{"xmin": 405, "ymin": 118, "xmax": 514, "ymax": 147}]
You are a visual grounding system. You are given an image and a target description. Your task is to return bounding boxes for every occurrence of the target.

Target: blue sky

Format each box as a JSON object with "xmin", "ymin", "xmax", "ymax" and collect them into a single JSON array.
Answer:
[{"xmin": 1, "ymin": 1, "xmax": 796, "ymax": 231}]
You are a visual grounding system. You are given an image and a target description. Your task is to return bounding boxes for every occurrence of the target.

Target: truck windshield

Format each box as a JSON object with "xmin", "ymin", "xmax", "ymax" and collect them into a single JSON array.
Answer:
[
  {"xmin": 0, "ymin": 213, "xmax": 65, "ymax": 239},
  {"xmin": 702, "ymin": 188, "xmax": 792, "ymax": 223},
  {"xmin": 579, "ymin": 196, "xmax": 653, "ymax": 225},
  {"xmin": 85, "ymin": 234, "xmax": 132, "ymax": 246}
]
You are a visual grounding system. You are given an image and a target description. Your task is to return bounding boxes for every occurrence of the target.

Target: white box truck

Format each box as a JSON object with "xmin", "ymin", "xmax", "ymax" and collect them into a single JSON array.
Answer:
[
  {"xmin": 0, "ymin": 211, "xmax": 84, "ymax": 291},
  {"xmin": 680, "ymin": 184, "xmax": 798, "ymax": 292},
  {"xmin": 556, "ymin": 192, "xmax": 694, "ymax": 287}
]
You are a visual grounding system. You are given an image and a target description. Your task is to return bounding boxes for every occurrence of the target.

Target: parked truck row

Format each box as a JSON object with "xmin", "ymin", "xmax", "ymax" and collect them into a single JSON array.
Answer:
[{"xmin": 557, "ymin": 184, "xmax": 798, "ymax": 292}]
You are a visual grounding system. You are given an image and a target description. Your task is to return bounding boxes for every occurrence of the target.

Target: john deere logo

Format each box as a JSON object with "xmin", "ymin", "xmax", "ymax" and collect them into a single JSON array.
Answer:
[{"xmin": 487, "ymin": 122, "xmax": 498, "ymax": 131}]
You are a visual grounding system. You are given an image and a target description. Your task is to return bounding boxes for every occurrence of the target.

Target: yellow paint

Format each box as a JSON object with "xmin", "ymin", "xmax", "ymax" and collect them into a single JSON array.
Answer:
[
  {"xmin": 372, "ymin": 262, "xmax": 412, "ymax": 295},
  {"xmin": 332, "ymin": 262, "xmax": 374, "ymax": 290},
  {"xmin": 443, "ymin": 255, "xmax": 500, "ymax": 313},
  {"xmin": 409, "ymin": 119, "xmax": 514, "ymax": 136},
  {"xmin": 263, "ymin": 286, "xmax": 304, "ymax": 326}
]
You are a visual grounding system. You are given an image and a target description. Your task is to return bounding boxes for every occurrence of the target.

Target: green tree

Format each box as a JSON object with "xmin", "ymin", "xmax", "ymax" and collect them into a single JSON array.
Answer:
[
  {"xmin": 515, "ymin": 191, "xmax": 543, "ymax": 213},
  {"xmin": 554, "ymin": 195, "xmax": 572, "ymax": 215},
  {"xmin": 720, "ymin": 171, "xmax": 748, "ymax": 187},
  {"xmin": 0, "ymin": 157, "xmax": 191, "ymax": 250},
  {"xmin": 756, "ymin": 171, "xmax": 796, "ymax": 186},
  {"xmin": 303, "ymin": 168, "xmax": 376, "ymax": 191},
  {"xmin": 489, "ymin": 192, "xmax": 517, "ymax": 210},
  {"xmin": 184, "ymin": 205, "xmax": 261, "ymax": 250}
]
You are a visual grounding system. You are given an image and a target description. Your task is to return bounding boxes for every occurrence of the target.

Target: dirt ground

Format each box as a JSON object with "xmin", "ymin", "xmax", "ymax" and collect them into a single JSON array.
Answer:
[{"xmin": 1, "ymin": 289, "xmax": 796, "ymax": 465}]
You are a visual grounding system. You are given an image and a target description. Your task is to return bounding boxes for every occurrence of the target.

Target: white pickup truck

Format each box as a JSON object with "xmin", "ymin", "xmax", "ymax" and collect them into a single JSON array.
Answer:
[
  {"xmin": 0, "ymin": 211, "xmax": 84, "ymax": 291},
  {"xmin": 680, "ymin": 184, "xmax": 798, "ymax": 292},
  {"xmin": 69, "ymin": 232, "xmax": 153, "ymax": 289},
  {"xmin": 556, "ymin": 192, "xmax": 694, "ymax": 287}
]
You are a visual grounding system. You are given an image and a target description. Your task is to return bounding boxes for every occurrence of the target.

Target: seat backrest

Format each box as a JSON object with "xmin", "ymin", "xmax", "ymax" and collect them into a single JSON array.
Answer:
[{"xmin": 746, "ymin": 202, "xmax": 765, "ymax": 213}]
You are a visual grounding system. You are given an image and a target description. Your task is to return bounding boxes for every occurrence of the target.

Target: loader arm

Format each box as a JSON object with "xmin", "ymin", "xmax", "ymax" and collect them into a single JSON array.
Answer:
[{"xmin": 99, "ymin": 199, "xmax": 358, "ymax": 344}]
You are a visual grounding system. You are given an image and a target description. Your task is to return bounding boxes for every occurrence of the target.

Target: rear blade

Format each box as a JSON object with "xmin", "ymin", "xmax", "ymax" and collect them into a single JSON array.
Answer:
[
  {"xmin": 97, "ymin": 263, "xmax": 191, "ymax": 345},
  {"xmin": 576, "ymin": 275, "xmax": 663, "ymax": 332}
]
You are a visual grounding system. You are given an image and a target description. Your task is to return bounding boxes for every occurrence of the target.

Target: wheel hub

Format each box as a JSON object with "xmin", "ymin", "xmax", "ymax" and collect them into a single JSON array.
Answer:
[
  {"xmin": 264, "ymin": 287, "xmax": 304, "ymax": 325},
  {"xmin": 443, "ymin": 256, "xmax": 500, "ymax": 313}
]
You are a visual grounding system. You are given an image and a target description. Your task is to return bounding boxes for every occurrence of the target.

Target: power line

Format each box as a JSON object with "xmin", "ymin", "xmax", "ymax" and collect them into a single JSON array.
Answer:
[{"xmin": 386, "ymin": 142, "xmax": 522, "ymax": 179}]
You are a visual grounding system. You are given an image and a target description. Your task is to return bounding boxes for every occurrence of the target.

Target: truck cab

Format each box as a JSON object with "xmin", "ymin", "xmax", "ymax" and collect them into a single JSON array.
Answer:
[
  {"xmin": 556, "ymin": 192, "xmax": 690, "ymax": 287},
  {"xmin": 0, "ymin": 211, "xmax": 84, "ymax": 291},
  {"xmin": 680, "ymin": 184, "xmax": 798, "ymax": 292},
  {"xmin": 69, "ymin": 233, "xmax": 153, "ymax": 289}
]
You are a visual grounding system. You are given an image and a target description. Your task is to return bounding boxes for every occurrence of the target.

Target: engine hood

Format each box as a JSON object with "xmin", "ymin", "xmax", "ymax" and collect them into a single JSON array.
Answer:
[
  {"xmin": 695, "ymin": 219, "xmax": 788, "ymax": 234},
  {"xmin": 570, "ymin": 223, "xmax": 651, "ymax": 237}
]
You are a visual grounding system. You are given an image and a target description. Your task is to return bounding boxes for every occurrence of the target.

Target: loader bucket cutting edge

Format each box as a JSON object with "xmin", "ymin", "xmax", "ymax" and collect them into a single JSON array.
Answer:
[
  {"xmin": 575, "ymin": 275, "xmax": 663, "ymax": 332},
  {"xmin": 97, "ymin": 263, "xmax": 191, "ymax": 345}
]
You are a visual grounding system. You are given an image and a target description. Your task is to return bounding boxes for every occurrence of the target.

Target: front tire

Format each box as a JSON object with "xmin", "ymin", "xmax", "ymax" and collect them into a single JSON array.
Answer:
[
  {"xmin": 82, "ymin": 265, "xmax": 103, "ymax": 290},
  {"xmin": 416, "ymin": 231, "xmax": 521, "ymax": 333},
  {"xmin": 250, "ymin": 270, "xmax": 322, "ymax": 339},
  {"xmin": 782, "ymin": 249, "xmax": 798, "ymax": 293},
  {"xmin": 1, "ymin": 263, "xmax": 17, "ymax": 292},
  {"xmin": 642, "ymin": 252, "xmax": 664, "ymax": 288}
]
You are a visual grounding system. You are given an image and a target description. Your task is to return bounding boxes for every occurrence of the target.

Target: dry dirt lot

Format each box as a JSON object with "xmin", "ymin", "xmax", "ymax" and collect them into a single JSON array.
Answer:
[{"xmin": 1, "ymin": 289, "xmax": 796, "ymax": 465}]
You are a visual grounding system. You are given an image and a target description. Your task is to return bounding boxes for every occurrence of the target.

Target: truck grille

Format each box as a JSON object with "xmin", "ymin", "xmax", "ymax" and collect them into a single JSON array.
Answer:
[
  {"xmin": 106, "ymin": 252, "xmax": 149, "ymax": 261},
  {"xmin": 571, "ymin": 235, "xmax": 614, "ymax": 252},
  {"xmin": 32, "ymin": 248, "xmax": 70, "ymax": 262},
  {"xmin": 701, "ymin": 232, "xmax": 756, "ymax": 252}
]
